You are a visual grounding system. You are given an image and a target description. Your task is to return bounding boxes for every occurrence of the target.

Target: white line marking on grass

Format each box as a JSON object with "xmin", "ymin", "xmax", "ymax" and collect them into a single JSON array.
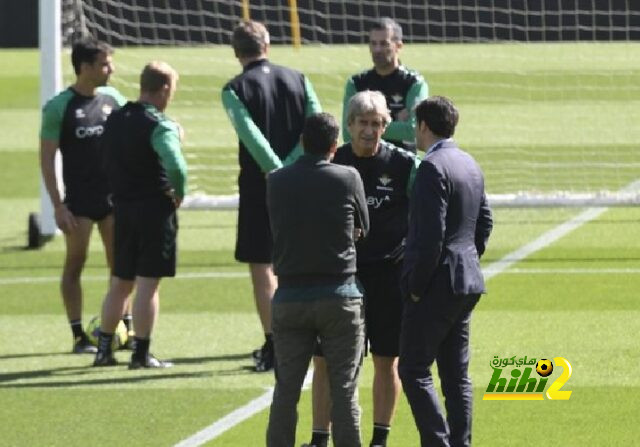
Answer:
[
  {"xmin": 482, "ymin": 207, "xmax": 607, "ymax": 280},
  {"xmin": 6, "ymin": 264, "xmax": 640, "ymax": 285},
  {"xmin": 0, "ymin": 271, "xmax": 248, "ymax": 286},
  {"xmin": 174, "ymin": 369, "xmax": 314, "ymax": 447},
  {"xmin": 173, "ymin": 197, "xmax": 633, "ymax": 445},
  {"xmin": 172, "ymin": 206, "xmax": 610, "ymax": 446},
  {"xmin": 504, "ymin": 268, "xmax": 640, "ymax": 274},
  {"xmin": 483, "ymin": 180, "xmax": 640, "ymax": 280}
]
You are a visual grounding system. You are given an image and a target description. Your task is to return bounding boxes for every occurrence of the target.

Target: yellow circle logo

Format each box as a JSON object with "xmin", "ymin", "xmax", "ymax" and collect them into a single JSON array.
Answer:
[{"xmin": 536, "ymin": 359, "xmax": 553, "ymax": 377}]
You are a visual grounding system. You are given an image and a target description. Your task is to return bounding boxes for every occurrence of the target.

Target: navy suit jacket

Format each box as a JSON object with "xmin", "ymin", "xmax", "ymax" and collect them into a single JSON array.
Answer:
[{"xmin": 403, "ymin": 140, "xmax": 493, "ymax": 298}]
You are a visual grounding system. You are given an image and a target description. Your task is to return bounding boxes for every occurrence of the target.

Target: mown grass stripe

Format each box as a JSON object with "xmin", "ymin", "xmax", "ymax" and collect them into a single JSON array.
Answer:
[
  {"xmin": 483, "ymin": 207, "xmax": 607, "ymax": 280},
  {"xmin": 171, "ymin": 200, "xmax": 613, "ymax": 445},
  {"xmin": 174, "ymin": 370, "xmax": 313, "ymax": 447},
  {"xmin": 0, "ymin": 271, "xmax": 249, "ymax": 285},
  {"xmin": 503, "ymin": 268, "xmax": 640, "ymax": 274}
]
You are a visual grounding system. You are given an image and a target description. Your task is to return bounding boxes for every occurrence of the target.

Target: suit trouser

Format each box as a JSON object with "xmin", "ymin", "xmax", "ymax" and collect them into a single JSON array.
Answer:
[
  {"xmin": 398, "ymin": 267, "xmax": 480, "ymax": 447},
  {"xmin": 266, "ymin": 297, "xmax": 365, "ymax": 447}
]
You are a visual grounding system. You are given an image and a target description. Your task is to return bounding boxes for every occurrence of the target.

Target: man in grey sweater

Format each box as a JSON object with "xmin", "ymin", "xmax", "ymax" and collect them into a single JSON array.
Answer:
[{"xmin": 266, "ymin": 112, "xmax": 369, "ymax": 447}]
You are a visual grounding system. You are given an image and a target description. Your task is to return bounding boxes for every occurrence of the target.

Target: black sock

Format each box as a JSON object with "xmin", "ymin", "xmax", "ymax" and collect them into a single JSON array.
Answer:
[
  {"xmin": 70, "ymin": 319, "xmax": 84, "ymax": 339},
  {"xmin": 370, "ymin": 423, "xmax": 390, "ymax": 446},
  {"xmin": 265, "ymin": 333, "xmax": 273, "ymax": 347},
  {"xmin": 122, "ymin": 314, "xmax": 133, "ymax": 332},
  {"xmin": 97, "ymin": 331, "xmax": 114, "ymax": 355},
  {"xmin": 309, "ymin": 429, "xmax": 330, "ymax": 447},
  {"xmin": 133, "ymin": 337, "xmax": 150, "ymax": 360}
]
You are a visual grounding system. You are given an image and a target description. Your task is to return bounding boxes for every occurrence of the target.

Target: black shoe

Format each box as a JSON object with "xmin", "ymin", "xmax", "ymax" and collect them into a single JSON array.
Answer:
[
  {"xmin": 128, "ymin": 354, "xmax": 173, "ymax": 370},
  {"xmin": 73, "ymin": 336, "xmax": 98, "ymax": 354},
  {"xmin": 253, "ymin": 342, "xmax": 274, "ymax": 372},
  {"xmin": 93, "ymin": 351, "xmax": 117, "ymax": 367}
]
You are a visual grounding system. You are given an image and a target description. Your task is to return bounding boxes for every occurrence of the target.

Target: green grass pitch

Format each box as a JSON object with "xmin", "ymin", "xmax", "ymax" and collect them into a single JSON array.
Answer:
[{"xmin": 1, "ymin": 43, "xmax": 639, "ymax": 446}]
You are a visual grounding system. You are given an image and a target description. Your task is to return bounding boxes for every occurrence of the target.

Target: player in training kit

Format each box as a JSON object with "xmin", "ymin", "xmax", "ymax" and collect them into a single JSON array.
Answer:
[
  {"xmin": 94, "ymin": 61, "xmax": 187, "ymax": 369},
  {"xmin": 342, "ymin": 18, "xmax": 429, "ymax": 153},
  {"xmin": 39, "ymin": 38, "xmax": 132, "ymax": 354},
  {"xmin": 304, "ymin": 91, "xmax": 419, "ymax": 447},
  {"xmin": 222, "ymin": 20, "xmax": 322, "ymax": 372}
]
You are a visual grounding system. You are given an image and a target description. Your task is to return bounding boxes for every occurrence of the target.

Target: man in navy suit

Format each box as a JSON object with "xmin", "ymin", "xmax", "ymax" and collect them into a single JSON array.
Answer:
[{"xmin": 399, "ymin": 96, "xmax": 493, "ymax": 447}]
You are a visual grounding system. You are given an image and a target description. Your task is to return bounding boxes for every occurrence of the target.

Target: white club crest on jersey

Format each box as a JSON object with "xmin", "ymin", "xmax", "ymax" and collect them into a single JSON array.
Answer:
[
  {"xmin": 379, "ymin": 174, "xmax": 392, "ymax": 186},
  {"xmin": 262, "ymin": 66, "xmax": 271, "ymax": 74},
  {"xmin": 75, "ymin": 109, "xmax": 85, "ymax": 118},
  {"xmin": 377, "ymin": 174, "xmax": 394, "ymax": 192},
  {"xmin": 102, "ymin": 104, "xmax": 113, "ymax": 116},
  {"xmin": 390, "ymin": 94, "xmax": 403, "ymax": 105}
]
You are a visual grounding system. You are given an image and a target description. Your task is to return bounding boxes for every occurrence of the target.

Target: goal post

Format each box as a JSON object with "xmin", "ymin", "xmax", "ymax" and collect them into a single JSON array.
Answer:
[
  {"xmin": 36, "ymin": 0, "xmax": 63, "ymax": 242},
  {"xmin": 37, "ymin": 0, "xmax": 640, "ymax": 236}
]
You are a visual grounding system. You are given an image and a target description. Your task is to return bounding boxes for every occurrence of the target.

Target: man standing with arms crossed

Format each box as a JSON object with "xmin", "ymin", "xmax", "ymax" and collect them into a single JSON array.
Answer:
[
  {"xmin": 266, "ymin": 112, "xmax": 369, "ymax": 447},
  {"xmin": 343, "ymin": 18, "xmax": 429, "ymax": 152},
  {"xmin": 305, "ymin": 91, "xmax": 419, "ymax": 447},
  {"xmin": 93, "ymin": 61, "xmax": 186, "ymax": 368},
  {"xmin": 40, "ymin": 38, "xmax": 131, "ymax": 354},
  {"xmin": 222, "ymin": 20, "xmax": 322, "ymax": 372},
  {"xmin": 400, "ymin": 96, "xmax": 493, "ymax": 446}
]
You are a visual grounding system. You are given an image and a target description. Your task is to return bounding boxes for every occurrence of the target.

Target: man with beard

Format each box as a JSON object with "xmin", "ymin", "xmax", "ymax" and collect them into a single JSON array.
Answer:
[{"xmin": 342, "ymin": 18, "xmax": 429, "ymax": 153}]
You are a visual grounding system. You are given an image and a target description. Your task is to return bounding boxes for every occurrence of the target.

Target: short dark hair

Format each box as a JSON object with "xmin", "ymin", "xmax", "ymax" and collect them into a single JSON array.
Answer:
[
  {"xmin": 370, "ymin": 17, "xmax": 402, "ymax": 42},
  {"xmin": 302, "ymin": 113, "xmax": 340, "ymax": 156},
  {"xmin": 415, "ymin": 96, "xmax": 459, "ymax": 138},
  {"xmin": 232, "ymin": 20, "xmax": 269, "ymax": 58},
  {"xmin": 71, "ymin": 38, "xmax": 112, "ymax": 75}
]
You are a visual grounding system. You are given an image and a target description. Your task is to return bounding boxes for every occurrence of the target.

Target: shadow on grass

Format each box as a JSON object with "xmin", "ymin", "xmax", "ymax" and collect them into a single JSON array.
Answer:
[
  {"xmin": 168, "ymin": 353, "xmax": 268, "ymax": 376},
  {"xmin": 0, "ymin": 352, "xmax": 262, "ymax": 388},
  {"xmin": 0, "ymin": 259, "xmax": 241, "ymax": 271},
  {"xmin": 0, "ymin": 369, "xmax": 213, "ymax": 389},
  {"xmin": 0, "ymin": 353, "xmax": 252, "ymax": 363},
  {"xmin": 0, "ymin": 352, "xmax": 71, "ymax": 360},
  {"xmin": 1, "ymin": 245, "xmax": 32, "ymax": 253},
  {"xmin": 169, "ymin": 353, "xmax": 251, "ymax": 364}
]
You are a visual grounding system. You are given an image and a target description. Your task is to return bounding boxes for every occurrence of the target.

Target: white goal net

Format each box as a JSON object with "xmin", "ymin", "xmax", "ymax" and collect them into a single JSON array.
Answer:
[{"xmin": 46, "ymin": 0, "xmax": 640, "ymax": 210}]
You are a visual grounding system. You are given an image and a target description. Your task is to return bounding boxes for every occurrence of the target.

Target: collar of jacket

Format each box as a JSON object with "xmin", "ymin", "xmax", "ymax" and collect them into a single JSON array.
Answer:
[
  {"xmin": 243, "ymin": 58, "xmax": 269, "ymax": 72},
  {"xmin": 425, "ymin": 138, "xmax": 455, "ymax": 156},
  {"xmin": 299, "ymin": 153, "xmax": 331, "ymax": 164}
]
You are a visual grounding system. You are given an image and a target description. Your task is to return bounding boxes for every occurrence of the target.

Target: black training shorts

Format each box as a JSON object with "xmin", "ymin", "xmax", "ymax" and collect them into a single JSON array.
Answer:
[
  {"xmin": 113, "ymin": 196, "xmax": 177, "ymax": 280},
  {"xmin": 315, "ymin": 260, "xmax": 403, "ymax": 358},
  {"xmin": 359, "ymin": 261, "xmax": 404, "ymax": 357},
  {"xmin": 65, "ymin": 192, "xmax": 112, "ymax": 221},
  {"xmin": 235, "ymin": 179, "xmax": 272, "ymax": 264}
]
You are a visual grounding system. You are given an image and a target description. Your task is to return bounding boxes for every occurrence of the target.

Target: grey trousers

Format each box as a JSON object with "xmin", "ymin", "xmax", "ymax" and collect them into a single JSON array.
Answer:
[{"xmin": 266, "ymin": 297, "xmax": 365, "ymax": 447}]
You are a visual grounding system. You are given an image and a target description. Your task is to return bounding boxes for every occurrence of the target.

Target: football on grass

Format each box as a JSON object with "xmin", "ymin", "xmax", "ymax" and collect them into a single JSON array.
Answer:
[{"xmin": 86, "ymin": 315, "xmax": 128, "ymax": 350}]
